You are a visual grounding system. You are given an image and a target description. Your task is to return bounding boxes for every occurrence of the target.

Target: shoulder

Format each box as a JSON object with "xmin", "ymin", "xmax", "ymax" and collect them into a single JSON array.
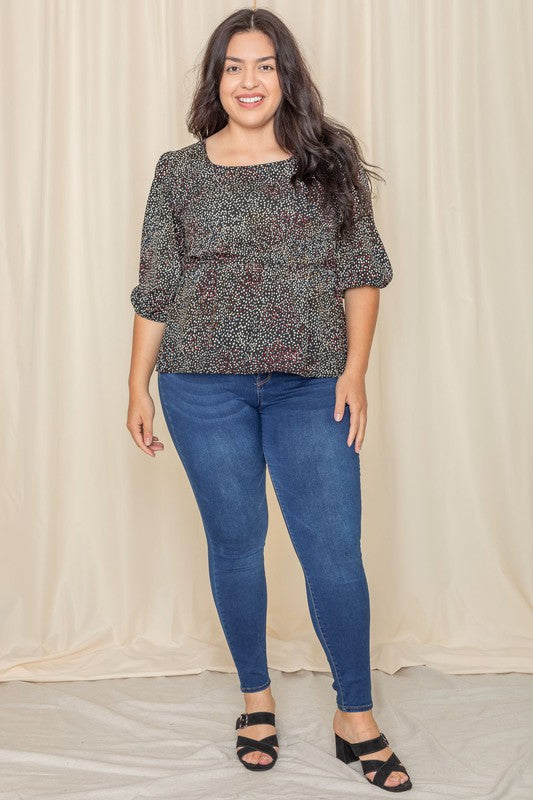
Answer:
[
  {"xmin": 155, "ymin": 140, "xmax": 204, "ymax": 175},
  {"xmin": 152, "ymin": 142, "xmax": 205, "ymax": 203},
  {"xmin": 150, "ymin": 142, "xmax": 205, "ymax": 211}
]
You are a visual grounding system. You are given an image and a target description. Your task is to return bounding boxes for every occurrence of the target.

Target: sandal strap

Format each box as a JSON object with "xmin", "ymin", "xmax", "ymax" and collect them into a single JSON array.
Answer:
[
  {"xmin": 236, "ymin": 734, "xmax": 279, "ymax": 760},
  {"xmin": 235, "ymin": 711, "xmax": 275, "ymax": 729},
  {"xmin": 363, "ymin": 751, "xmax": 409, "ymax": 788},
  {"xmin": 346, "ymin": 731, "xmax": 390, "ymax": 757}
]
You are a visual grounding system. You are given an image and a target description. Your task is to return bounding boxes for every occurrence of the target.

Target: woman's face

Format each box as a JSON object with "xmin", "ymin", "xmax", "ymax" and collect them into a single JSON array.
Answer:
[{"xmin": 219, "ymin": 30, "xmax": 283, "ymax": 129}]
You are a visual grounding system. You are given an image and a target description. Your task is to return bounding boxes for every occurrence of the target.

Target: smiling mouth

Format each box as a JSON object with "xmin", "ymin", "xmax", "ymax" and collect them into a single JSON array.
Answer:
[{"xmin": 236, "ymin": 96, "xmax": 265, "ymax": 106}]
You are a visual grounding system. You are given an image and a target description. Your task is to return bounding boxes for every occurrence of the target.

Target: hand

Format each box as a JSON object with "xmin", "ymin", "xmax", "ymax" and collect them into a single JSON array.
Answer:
[
  {"xmin": 126, "ymin": 389, "xmax": 165, "ymax": 458},
  {"xmin": 334, "ymin": 371, "xmax": 367, "ymax": 452}
]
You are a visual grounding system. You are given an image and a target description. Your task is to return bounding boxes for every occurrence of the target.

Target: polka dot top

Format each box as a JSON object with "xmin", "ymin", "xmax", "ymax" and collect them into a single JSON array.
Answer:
[{"xmin": 130, "ymin": 139, "xmax": 393, "ymax": 377}]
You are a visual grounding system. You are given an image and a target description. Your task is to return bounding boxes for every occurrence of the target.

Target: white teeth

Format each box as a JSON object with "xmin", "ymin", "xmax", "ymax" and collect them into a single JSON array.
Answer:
[{"xmin": 237, "ymin": 96, "xmax": 263, "ymax": 103}]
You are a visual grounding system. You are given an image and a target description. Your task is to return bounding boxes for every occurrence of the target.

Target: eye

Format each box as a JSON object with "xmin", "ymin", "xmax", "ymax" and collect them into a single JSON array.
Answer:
[{"xmin": 224, "ymin": 64, "xmax": 276, "ymax": 73}]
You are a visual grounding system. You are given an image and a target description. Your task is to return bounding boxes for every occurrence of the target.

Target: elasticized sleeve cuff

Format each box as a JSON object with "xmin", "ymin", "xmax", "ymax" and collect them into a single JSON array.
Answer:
[
  {"xmin": 334, "ymin": 164, "xmax": 393, "ymax": 296},
  {"xmin": 130, "ymin": 151, "xmax": 184, "ymax": 322}
]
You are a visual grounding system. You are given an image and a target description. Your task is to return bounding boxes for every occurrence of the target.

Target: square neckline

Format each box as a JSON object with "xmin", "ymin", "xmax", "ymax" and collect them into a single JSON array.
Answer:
[{"xmin": 200, "ymin": 138, "xmax": 296, "ymax": 169}]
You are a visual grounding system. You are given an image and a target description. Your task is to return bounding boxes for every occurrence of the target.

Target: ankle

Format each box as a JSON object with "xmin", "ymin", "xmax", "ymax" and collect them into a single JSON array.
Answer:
[
  {"xmin": 336, "ymin": 708, "xmax": 374, "ymax": 720},
  {"xmin": 334, "ymin": 708, "xmax": 377, "ymax": 731},
  {"xmin": 243, "ymin": 687, "xmax": 275, "ymax": 711}
]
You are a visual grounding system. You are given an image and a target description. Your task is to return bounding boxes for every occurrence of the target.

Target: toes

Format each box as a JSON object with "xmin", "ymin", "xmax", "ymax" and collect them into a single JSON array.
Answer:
[
  {"xmin": 242, "ymin": 747, "xmax": 277, "ymax": 766},
  {"xmin": 243, "ymin": 750, "xmax": 271, "ymax": 765},
  {"xmin": 385, "ymin": 771, "xmax": 406, "ymax": 786},
  {"xmin": 367, "ymin": 769, "xmax": 407, "ymax": 787}
]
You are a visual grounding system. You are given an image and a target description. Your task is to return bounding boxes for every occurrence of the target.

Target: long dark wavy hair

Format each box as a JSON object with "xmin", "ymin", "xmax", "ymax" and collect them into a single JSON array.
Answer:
[{"xmin": 185, "ymin": 6, "xmax": 386, "ymax": 240}]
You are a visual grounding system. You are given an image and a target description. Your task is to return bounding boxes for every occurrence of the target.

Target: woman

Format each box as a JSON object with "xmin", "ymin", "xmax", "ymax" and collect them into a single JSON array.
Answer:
[{"xmin": 127, "ymin": 6, "xmax": 411, "ymax": 793}]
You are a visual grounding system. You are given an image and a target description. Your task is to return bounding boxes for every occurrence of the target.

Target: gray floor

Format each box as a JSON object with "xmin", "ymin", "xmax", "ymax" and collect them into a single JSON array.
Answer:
[{"xmin": 0, "ymin": 665, "xmax": 532, "ymax": 799}]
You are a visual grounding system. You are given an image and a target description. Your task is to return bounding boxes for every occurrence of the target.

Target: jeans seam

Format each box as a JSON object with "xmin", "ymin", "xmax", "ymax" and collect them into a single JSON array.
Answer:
[
  {"xmin": 158, "ymin": 374, "xmax": 270, "ymax": 693},
  {"xmin": 158, "ymin": 379, "xmax": 241, "ymax": 669},
  {"xmin": 266, "ymin": 467, "xmax": 346, "ymax": 709}
]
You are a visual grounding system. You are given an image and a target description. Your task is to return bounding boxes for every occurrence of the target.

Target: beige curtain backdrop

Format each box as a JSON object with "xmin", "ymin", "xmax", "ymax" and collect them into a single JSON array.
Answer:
[{"xmin": 1, "ymin": 0, "xmax": 531, "ymax": 683}]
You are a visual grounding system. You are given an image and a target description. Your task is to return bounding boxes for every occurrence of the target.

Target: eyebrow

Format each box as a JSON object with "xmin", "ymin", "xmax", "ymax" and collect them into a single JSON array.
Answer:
[{"xmin": 224, "ymin": 56, "xmax": 276, "ymax": 63}]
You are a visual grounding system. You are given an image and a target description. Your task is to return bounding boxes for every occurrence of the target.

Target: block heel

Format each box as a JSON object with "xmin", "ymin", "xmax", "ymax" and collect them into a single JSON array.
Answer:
[
  {"xmin": 334, "ymin": 730, "xmax": 412, "ymax": 792},
  {"xmin": 335, "ymin": 732, "xmax": 358, "ymax": 763}
]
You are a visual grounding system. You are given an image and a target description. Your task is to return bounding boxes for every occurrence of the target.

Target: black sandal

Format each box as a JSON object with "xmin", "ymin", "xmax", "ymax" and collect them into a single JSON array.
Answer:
[
  {"xmin": 335, "ymin": 730, "xmax": 412, "ymax": 792},
  {"xmin": 235, "ymin": 711, "xmax": 279, "ymax": 771}
]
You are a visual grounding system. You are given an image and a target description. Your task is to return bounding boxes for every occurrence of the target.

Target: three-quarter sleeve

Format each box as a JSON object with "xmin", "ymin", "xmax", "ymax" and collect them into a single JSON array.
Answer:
[
  {"xmin": 334, "ymin": 163, "xmax": 393, "ymax": 296},
  {"xmin": 130, "ymin": 151, "xmax": 184, "ymax": 322}
]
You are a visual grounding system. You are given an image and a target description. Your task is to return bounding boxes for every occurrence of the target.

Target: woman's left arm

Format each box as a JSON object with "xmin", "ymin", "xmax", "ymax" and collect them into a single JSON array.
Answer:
[{"xmin": 334, "ymin": 286, "xmax": 380, "ymax": 452}]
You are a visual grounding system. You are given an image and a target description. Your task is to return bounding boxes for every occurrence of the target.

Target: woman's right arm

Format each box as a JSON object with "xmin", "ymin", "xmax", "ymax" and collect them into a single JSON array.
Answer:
[
  {"xmin": 126, "ymin": 151, "xmax": 184, "ymax": 457},
  {"xmin": 126, "ymin": 314, "xmax": 166, "ymax": 457}
]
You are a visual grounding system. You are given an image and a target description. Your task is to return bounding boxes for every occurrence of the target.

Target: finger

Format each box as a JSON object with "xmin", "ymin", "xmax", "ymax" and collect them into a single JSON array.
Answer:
[
  {"xmin": 128, "ymin": 415, "xmax": 156, "ymax": 457},
  {"xmin": 353, "ymin": 414, "xmax": 367, "ymax": 452},
  {"xmin": 142, "ymin": 422, "xmax": 153, "ymax": 447},
  {"xmin": 334, "ymin": 394, "xmax": 347, "ymax": 422},
  {"xmin": 131, "ymin": 423, "xmax": 155, "ymax": 457},
  {"xmin": 347, "ymin": 419, "xmax": 358, "ymax": 447},
  {"xmin": 142, "ymin": 432, "xmax": 165, "ymax": 452},
  {"xmin": 347, "ymin": 404, "xmax": 361, "ymax": 447}
]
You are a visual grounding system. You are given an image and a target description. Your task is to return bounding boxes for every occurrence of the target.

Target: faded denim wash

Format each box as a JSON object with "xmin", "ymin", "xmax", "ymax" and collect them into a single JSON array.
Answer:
[{"xmin": 157, "ymin": 369, "xmax": 373, "ymax": 711}]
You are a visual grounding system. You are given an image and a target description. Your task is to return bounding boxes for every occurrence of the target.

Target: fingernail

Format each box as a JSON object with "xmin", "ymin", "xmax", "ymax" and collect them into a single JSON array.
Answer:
[{"xmin": 335, "ymin": 412, "xmax": 342, "ymax": 421}]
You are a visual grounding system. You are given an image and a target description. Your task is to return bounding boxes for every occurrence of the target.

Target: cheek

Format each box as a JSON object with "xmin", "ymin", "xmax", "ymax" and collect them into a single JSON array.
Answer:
[
  {"xmin": 219, "ymin": 77, "xmax": 232, "ymax": 95},
  {"xmin": 219, "ymin": 73, "xmax": 240, "ymax": 96},
  {"xmin": 266, "ymin": 76, "xmax": 282, "ymax": 101}
]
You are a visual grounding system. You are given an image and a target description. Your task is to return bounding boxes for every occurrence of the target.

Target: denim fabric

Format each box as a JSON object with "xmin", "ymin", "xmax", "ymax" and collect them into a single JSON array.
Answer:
[{"xmin": 157, "ymin": 370, "xmax": 373, "ymax": 711}]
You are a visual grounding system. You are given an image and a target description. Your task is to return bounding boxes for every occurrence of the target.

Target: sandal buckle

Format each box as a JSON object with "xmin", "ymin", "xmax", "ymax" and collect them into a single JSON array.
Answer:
[{"xmin": 236, "ymin": 712, "xmax": 249, "ymax": 729}]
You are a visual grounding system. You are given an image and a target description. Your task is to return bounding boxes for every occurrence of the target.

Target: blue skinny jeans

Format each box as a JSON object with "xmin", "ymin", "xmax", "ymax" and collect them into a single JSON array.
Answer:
[{"xmin": 157, "ymin": 370, "xmax": 373, "ymax": 712}]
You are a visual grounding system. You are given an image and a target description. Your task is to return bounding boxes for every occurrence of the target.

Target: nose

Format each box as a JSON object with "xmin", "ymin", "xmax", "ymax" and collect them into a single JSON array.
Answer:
[{"xmin": 240, "ymin": 68, "xmax": 260, "ymax": 89}]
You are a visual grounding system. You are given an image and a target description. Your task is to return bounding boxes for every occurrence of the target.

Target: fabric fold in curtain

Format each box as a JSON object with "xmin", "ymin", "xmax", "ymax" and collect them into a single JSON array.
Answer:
[{"xmin": 1, "ymin": 0, "xmax": 531, "ymax": 682}]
